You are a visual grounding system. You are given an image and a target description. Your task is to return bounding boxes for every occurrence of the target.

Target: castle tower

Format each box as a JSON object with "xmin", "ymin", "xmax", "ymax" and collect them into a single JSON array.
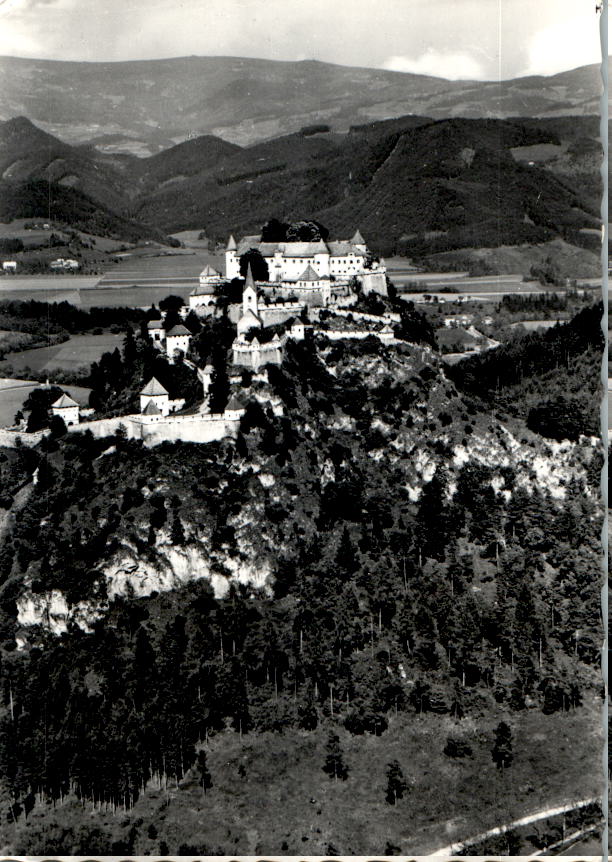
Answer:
[
  {"xmin": 243, "ymin": 264, "xmax": 258, "ymax": 317},
  {"xmin": 351, "ymin": 229, "xmax": 367, "ymax": 253},
  {"xmin": 225, "ymin": 234, "xmax": 239, "ymax": 280}
]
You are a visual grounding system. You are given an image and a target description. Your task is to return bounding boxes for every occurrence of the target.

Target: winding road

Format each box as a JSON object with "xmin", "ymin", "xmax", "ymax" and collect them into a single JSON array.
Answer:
[{"xmin": 429, "ymin": 796, "xmax": 601, "ymax": 855}]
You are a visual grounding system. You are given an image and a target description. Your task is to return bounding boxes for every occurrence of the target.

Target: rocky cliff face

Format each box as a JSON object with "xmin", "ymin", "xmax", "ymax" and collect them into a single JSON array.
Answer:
[{"xmin": 13, "ymin": 335, "xmax": 599, "ymax": 634}]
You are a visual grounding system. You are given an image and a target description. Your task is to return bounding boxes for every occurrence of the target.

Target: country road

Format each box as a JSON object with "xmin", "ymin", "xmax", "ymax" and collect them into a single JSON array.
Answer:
[{"xmin": 429, "ymin": 796, "xmax": 601, "ymax": 855}]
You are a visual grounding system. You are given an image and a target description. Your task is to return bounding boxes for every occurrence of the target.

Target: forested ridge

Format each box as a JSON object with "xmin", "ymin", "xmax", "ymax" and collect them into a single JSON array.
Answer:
[
  {"xmin": 0, "ymin": 306, "xmax": 603, "ymax": 853},
  {"xmin": 448, "ymin": 302, "xmax": 604, "ymax": 440}
]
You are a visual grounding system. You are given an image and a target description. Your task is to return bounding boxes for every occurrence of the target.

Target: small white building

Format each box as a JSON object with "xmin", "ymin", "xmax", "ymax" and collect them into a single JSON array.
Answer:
[
  {"xmin": 189, "ymin": 283, "xmax": 217, "ymax": 312},
  {"xmin": 147, "ymin": 319, "xmax": 165, "ymax": 343},
  {"xmin": 140, "ymin": 377, "xmax": 170, "ymax": 415},
  {"xmin": 140, "ymin": 400, "xmax": 165, "ymax": 423},
  {"xmin": 293, "ymin": 264, "xmax": 329, "ymax": 291},
  {"xmin": 2, "ymin": 261, "xmax": 17, "ymax": 273},
  {"xmin": 50, "ymin": 258, "xmax": 80, "ymax": 271},
  {"xmin": 289, "ymin": 320, "xmax": 307, "ymax": 341},
  {"xmin": 165, "ymin": 324, "xmax": 191, "ymax": 358},
  {"xmin": 51, "ymin": 393, "xmax": 80, "ymax": 426}
]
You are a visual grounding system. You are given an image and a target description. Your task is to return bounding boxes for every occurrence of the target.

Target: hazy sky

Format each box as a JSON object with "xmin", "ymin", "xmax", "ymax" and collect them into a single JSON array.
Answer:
[{"xmin": 0, "ymin": 0, "xmax": 603, "ymax": 80}]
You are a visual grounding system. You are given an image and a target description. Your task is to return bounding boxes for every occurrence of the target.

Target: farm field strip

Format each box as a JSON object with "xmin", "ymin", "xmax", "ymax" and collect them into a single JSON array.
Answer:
[
  {"xmin": 2, "ymin": 334, "xmax": 124, "ymax": 374},
  {"xmin": 97, "ymin": 276, "xmax": 199, "ymax": 284},
  {"xmin": 0, "ymin": 276, "xmax": 102, "ymax": 291}
]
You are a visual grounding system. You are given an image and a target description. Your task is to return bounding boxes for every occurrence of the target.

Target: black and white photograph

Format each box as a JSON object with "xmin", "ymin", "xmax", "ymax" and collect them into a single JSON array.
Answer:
[{"xmin": 0, "ymin": 0, "xmax": 606, "ymax": 856}]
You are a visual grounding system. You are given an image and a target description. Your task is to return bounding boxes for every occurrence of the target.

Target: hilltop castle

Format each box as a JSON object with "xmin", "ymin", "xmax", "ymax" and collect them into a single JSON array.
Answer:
[{"xmin": 224, "ymin": 229, "xmax": 387, "ymax": 294}]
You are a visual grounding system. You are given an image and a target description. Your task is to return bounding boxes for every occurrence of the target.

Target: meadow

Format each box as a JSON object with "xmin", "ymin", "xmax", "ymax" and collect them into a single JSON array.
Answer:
[
  {"xmin": 12, "ymin": 700, "xmax": 600, "ymax": 855},
  {"xmin": 1, "ymin": 333, "xmax": 123, "ymax": 375}
]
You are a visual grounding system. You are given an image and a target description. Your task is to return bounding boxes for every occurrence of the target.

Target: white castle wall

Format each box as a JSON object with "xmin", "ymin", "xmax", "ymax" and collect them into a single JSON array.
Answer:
[
  {"xmin": 259, "ymin": 304, "xmax": 304, "ymax": 327},
  {"xmin": 315, "ymin": 328, "xmax": 396, "ymax": 343},
  {"xmin": 68, "ymin": 412, "xmax": 242, "ymax": 446},
  {"xmin": 360, "ymin": 271, "xmax": 388, "ymax": 296},
  {"xmin": 331, "ymin": 308, "xmax": 401, "ymax": 324},
  {"xmin": 0, "ymin": 428, "xmax": 50, "ymax": 448}
]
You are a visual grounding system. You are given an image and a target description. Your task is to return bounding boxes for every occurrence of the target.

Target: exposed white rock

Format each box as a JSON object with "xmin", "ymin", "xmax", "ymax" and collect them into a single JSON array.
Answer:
[{"xmin": 17, "ymin": 590, "xmax": 105, "ymax": 635}]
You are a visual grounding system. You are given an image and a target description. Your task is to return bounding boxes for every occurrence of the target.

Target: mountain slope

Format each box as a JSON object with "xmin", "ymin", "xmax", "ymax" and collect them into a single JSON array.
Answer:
[
  {"xmin": 0, "ymin": 116, "xmax": 133, "ymax": 212},
  {"xmin": 0, "ymin": 309, "xmax": 602, "ymax": 854},
  {"xmin": 0, "ymin": 178, "xmax": 167, "ymax": 243},
  {"xmin": 0, "ymin": 115, "xmax": 601, "ymax": 265},
  {"xmin": 132, "ymin": 117, "xmax": 601, "ymax": 259},
  {"xmin": 0, "ymin": 55, "xmax": 603, "ymax": 150}
]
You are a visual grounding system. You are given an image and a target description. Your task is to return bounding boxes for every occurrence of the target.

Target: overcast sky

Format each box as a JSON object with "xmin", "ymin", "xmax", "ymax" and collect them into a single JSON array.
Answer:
[{"xmin": 0, "ymin": 0, "xmax": 603, "ymax": 80}]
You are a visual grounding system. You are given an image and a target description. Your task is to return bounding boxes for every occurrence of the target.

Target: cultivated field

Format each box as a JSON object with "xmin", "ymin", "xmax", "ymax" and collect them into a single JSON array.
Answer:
[
  {"xmin": 510, "ymin": 319, "xmax": 569, "ymax": 330},
  {"xmin": 100, "ymin": 250, "xmax": 222, "ymax": 277},
  {"xmin": 0, "ymin": 275, "xmax": 102, "ymax": 293},
  {"xmin": 0, "ymin": 378, "xmax": 91, "ymax": 428},
  {"xmin": 2, "ymin": 333, "xmax": 123, "ymax": 375}
]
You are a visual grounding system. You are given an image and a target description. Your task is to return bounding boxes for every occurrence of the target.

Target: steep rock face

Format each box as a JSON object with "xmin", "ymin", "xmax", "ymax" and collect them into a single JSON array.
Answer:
[
  {"xmin": 17, "ymin": 534, "xmax": 273, "ymax": 632},
  {"xmin": 12, "ymin": 335, "xmax": 600, "ymax": 635},
  {"xmin": 17, "ymin": 590, "xmax": 104, "ymax": 635}
]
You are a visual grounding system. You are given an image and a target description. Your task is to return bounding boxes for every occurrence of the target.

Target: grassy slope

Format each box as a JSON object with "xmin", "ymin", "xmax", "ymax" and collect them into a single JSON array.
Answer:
[{"xmin": 10, "ymin": 704, "xmax": 601, "ymax": 854}]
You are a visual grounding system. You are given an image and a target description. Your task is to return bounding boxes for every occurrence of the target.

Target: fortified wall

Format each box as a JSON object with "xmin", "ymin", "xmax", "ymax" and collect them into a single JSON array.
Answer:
[
  {"xmin": 68, "ymin": 412, "xmax": 241, "ymax": 446},
  {"xmin": 0, "ymin": 428, "xmax": 50, "ymax": 448}
]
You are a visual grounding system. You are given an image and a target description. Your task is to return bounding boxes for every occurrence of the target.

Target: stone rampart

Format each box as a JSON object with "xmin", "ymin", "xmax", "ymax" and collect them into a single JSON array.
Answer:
[
  {"xmin": 0, "ymin": 428, "xmax": 49, "ymax": 448},
  {"xmin": 331, "ymin": 308, "xmax": 400, "ymax": 324},
  {"xmin": 315, "ymin": 328, "xmax": 395, "ymax": 343},
  {"xmin": 68, "ymin": 412, "xmax": 241, "ymax": 446}
]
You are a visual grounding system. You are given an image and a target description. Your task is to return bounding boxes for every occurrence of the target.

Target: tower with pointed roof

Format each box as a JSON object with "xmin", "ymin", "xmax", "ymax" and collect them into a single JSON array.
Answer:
[
  {"xmin": 225, "ymin": 234, "xmax": 239, "ymax": 280},
  {"xmin": 237, "ymin": 265, "xmax": 263, "ymax": 335},
  {"xmin": 243, "ymin": 264, "xmax": 258, "ymax": 316},
  {"xmin": 51, "ymin": 393, "xmax": 80, "ymax": 426},
  {"xmin": 139, "ymin": 377, "xmax": 170, "ymax": 415}
]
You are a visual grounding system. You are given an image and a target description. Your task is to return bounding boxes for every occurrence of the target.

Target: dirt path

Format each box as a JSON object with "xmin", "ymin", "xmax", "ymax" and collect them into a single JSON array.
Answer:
[{"xmin": 430, "ymin": 796, "xmax": 600, "ymax": 855}]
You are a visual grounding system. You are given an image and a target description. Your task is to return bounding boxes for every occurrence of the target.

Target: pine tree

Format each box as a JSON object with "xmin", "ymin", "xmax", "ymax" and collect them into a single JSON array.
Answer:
[
  {"xmin": 195, "ymin": 749, "xmax": 212, "ymax": 794},
  {"xmin": 385, "ymin": 759, "xmax": 407, "ymax": 804},
  {"xmin": 322, "ymin": 732, "xmax": 348, "ymax": 781},
  {"xmin": 491, "ymin": 721, "xmax": 513, "ymax": 770},
  {"xmin": 170, "ymin": 512, "xmax": 185, "ymax": 546}
]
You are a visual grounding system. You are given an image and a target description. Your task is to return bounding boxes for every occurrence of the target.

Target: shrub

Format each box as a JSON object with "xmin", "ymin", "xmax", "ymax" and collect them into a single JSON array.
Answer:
[{"xmin": 443, "ymin": 736, "xmax": 473, "ymax": 758}]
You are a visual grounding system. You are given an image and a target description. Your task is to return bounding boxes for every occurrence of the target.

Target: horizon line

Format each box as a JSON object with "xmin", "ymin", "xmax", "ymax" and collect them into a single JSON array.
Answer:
[{"xmin": 0, "ymin": 52, "xmax": 604, "ymax": 85}]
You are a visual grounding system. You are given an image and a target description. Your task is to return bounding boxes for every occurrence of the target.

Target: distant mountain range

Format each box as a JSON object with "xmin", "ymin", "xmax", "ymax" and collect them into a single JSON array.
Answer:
[
  {"xmin": 0, "ymin": 55, "xmax": 604, "ymax": 151},
  {"xmin": 0, "ymin": 112, "xmax": 601, "ymax": 266}
]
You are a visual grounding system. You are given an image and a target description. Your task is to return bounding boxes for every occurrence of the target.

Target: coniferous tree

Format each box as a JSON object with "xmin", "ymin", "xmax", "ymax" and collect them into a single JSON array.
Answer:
[
  {"xmin": 385, "ymin": 759, "xmax": 407, "ymax": 804},
  {"xmin": 323, "ymin": 732, "xmax": 348, "ymax": 781},
  {"xmin": 170, "ymin": 512, "xmax": 186, "ymax": 546},
  {"xmin": 195, "ymin": 749, "xmax": 212, "ymax": 794},
  {"xmin": 492, "ymin": 721, "xmax": 514, "ymax": 770}
]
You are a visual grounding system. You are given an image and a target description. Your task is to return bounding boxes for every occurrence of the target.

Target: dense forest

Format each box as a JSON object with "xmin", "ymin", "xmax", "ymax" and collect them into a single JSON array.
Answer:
[
  {"xmin": 0, "ymin": 298, "xmax": 603, "ymax": 852},
  {"xmin": 448, "ymin": 302, "xmax": 604, "ymax": 440}
]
